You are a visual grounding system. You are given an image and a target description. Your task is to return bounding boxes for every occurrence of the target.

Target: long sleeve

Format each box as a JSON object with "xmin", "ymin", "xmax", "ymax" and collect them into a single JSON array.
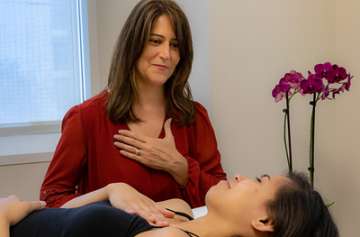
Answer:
[
  {"xmin": 40, "ymin": 105, "xmax": 87, "ymax": 207},
  {"xmin": 181, "ymin": 103, "xmax": 227, "ymax": 207}
]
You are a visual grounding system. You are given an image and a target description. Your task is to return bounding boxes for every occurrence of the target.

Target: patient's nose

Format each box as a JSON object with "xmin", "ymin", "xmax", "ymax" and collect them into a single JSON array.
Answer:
[{"xmin": 234, "ymin": 175, "xmax": 246, "ymax": 182}]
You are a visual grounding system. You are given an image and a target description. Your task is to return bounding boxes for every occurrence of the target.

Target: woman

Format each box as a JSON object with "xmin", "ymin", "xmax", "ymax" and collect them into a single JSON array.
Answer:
[
  {"xmin": 4, "ymin": 172, "xmax": 338, "ymax": 237},
  {"xmin": 40, "ymin": 0, "xmax": 226, "ymax": 212}
]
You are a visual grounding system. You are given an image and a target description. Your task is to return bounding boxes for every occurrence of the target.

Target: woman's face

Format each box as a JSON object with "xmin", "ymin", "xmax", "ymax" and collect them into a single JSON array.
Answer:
[
  {"xmin": 206, "ymin": 175, "xmax": 290, "ymax": 231},
  {"xmin": 135, "ymin": 14, "xmax": 180, "ymax": 88}
]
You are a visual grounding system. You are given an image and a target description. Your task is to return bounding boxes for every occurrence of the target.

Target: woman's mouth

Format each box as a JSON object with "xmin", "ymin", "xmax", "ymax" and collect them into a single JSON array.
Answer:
[{"xmin": 153, "ymin": 64, "xmax": 169, "ymax": 71}]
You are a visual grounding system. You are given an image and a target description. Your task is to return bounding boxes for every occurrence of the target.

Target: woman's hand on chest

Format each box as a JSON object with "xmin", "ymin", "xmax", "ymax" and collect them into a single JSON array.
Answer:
[{"xmin": 113, "ymin": 118, "xmax": 189, "ymax": 185}]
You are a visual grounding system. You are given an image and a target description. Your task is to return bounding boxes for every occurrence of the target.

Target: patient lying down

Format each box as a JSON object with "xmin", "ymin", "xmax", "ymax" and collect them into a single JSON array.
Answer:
[{"xmin": 1, "ymin": 172, "xmax": 338, "ymax": 237}]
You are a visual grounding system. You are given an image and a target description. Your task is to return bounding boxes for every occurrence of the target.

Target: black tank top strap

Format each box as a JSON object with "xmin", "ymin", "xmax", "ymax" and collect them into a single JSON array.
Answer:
[
  {"xmin": 165, "ymin": 208, "xmax": 194, "ymax": 221},
  {"xmin": 175, "ymin": 227, "xmax": 200, "ymax": 237},
  {"xmin": 165, "ymin": 208, "xmax": 199, "ymax": 236},
  {"xmin": 152, "ymin": 226, "xmax": 200, "ymax": 237}
]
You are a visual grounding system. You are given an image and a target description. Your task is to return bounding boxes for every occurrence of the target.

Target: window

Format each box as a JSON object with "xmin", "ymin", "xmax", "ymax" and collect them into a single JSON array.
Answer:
[{"xmin": 0, "ymin": 0, "xmax": 90, "ymax": 127}]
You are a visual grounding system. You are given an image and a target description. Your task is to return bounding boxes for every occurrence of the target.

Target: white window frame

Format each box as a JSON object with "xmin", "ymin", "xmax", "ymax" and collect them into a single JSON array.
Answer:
[{"xmin": 0, "ymin": 0, "xmax": 91, "ymax": 166}]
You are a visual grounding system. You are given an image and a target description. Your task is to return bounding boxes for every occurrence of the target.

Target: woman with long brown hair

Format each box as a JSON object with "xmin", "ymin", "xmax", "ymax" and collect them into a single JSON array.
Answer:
[{"xmin": 40, "ymin": 0, "xmax": 226, "ymax": 224}]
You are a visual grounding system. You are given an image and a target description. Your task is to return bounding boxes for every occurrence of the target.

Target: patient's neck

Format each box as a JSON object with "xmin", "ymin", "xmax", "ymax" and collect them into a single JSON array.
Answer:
[{"xmin": 173, "ymin": 214, "xmax": 234, "ymax": 237}]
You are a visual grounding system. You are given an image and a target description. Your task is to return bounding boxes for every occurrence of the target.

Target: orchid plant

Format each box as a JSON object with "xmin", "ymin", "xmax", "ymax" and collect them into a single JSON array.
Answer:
[{"xmin": 272, "ymin": 62, "xmax": 353, "ymax": 187}]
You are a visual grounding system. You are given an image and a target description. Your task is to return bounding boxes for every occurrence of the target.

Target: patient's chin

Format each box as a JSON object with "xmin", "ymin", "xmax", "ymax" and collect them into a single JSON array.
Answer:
[{"xmin": 204, "ymin": 185, "xmax": 221, "ymax": 209}]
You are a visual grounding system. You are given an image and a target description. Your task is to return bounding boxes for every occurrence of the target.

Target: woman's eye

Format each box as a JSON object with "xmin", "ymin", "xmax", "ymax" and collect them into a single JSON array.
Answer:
[
  {"xmin": 149, "ymin": 38, "xmax": 161, "ymax": 44},
  {"xmin": 256, "ymin": 177, "xmax": 262, "ymax": 183},
  {"xmin": 170, "ymin": 42, "xmax": 179, "ymax": 48}
]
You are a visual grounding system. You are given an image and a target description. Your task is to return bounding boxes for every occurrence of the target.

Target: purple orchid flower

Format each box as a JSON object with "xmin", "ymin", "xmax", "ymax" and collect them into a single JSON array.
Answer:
[
  {"xmin": 300, "ymin": 73, "xmax": 324, "ymax": 94},
  {"xmin": 272, "ymin": 71, "xmax": 304, "ymax": 102},
  {"xmin": 344, "ymin": 75, "xmax": 352, "ymax": 91},
  {"xmin": 314, "ymin": 62, "xmax": 332, "ymax": 78},
  {"xmin": 272, "ymin": 62, "xmax": 353, "ymax": 187},
  {"xmin": 315, "ymin": 62, "xmax": 348, "ymax": 83}
]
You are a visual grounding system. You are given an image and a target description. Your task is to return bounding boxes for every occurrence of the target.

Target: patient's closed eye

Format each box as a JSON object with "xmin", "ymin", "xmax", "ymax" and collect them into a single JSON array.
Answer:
[
  {"xmin": 256, "ymin": 174, "xmax": 270, "ymax": 183},
  {"xmin": 261, "ymin": 174, "xmax": 270, "ymax": 180}
]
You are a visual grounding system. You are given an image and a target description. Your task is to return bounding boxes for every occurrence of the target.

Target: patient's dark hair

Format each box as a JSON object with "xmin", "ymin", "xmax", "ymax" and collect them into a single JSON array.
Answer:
[{"xmin": 267, "ymin": 172, "xmax": 339, "ymax": 237}]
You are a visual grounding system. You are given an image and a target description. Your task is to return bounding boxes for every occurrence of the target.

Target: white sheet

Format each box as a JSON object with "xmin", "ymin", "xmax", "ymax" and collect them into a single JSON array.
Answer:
[{"xmin": 192, "ymin": 206, "xmax": 208, "ymax": 219}]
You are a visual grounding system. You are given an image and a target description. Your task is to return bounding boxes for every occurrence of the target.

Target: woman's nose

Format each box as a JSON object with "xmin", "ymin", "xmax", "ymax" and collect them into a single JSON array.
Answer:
[{"xmin": 159, "ymin": 44, "xmax": 171, "ymax": 60}]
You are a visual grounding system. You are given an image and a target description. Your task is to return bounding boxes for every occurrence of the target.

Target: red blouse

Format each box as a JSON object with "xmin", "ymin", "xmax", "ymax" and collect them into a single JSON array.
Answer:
[{"xmin": 40, "ymin": 91, "xmax": 226, "ymax": 208}]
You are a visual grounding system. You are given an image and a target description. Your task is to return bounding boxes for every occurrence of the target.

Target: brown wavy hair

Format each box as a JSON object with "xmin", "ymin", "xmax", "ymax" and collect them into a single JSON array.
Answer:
[
  {"xmin": 267, "ymin": 172, "xmax": 339, "ymax": 237},
  {"xmin": 106, "ymin": 0, "xmax": 194, "ymax": 125}
]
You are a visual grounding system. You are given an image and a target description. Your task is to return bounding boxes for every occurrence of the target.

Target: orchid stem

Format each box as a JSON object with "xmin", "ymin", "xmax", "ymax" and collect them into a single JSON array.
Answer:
[
  {"xmin": 283, "ymin": 112, "xmax": 290, "ymax": 168},
  {"xmin": 285, "ymin": 93, "xmax": 293, "ymax": 173},
  {"xmin": 309, "ymin": 93, "xmax": 317, "ymax": 187}
]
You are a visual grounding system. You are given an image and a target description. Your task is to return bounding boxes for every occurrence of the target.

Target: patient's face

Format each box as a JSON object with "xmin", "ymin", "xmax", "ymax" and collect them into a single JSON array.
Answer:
[{"xmin": 206, "ymin": 174, "xmax": 290, "ymax": 227}]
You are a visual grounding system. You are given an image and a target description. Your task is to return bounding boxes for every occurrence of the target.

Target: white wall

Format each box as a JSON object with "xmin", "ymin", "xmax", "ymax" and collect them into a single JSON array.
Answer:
[
  {"xmin": 321, "ymin": 0, "xmax": 360, "ymax": 235},
  {"xmin": 1, "ymin": 0, "xmax": 359, "ymax": 235},
  {"xmin": 0, "ymin": 162, "xmax": 48, "ymax": 199},
  {"xmin": 209, "ymin": 0, "xmax": 334, "ymax": 176}
]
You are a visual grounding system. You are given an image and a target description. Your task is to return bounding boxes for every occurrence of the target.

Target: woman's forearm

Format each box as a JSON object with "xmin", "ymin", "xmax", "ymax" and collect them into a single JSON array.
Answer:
[
  {"xmin": 61, "ymin": 184, "xmax": 111, "ymax": 208},
  {"xmin": 0, "ymin": 217, "xmax": 9, "ymax": 237}
]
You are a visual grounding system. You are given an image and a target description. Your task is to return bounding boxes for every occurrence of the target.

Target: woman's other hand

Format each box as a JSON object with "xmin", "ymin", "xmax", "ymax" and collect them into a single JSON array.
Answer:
[
  {"xmin": 113, "ymin": 118, "xmax": 188, "ymax": 186},
  {"xmin": 107, "ymin": 183, "xmax": 174, "ymax": 227},
  {"xmin": 0, "ymin": 195, "xmax": 46, "ymax": 226}
]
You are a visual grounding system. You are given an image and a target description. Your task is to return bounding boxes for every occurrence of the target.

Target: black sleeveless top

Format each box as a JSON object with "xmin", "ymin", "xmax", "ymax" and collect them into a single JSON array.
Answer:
[
  {"xmin": 165, "ymin": 208, "xmax": 200, "ymax": 237},
  {"xmin": 10, "ymin": 201, "xmax": 199, "ymax": 237}
]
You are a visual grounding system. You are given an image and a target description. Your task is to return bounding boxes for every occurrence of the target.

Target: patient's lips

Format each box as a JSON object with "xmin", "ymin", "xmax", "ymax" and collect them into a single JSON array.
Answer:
[
  {"xmin": 226, "ymin": 180, "xmax": 231, "ymax": 189},
  {"xmin": 217, "ymin": 180, "xmax": 231, "ymax": 189}
]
